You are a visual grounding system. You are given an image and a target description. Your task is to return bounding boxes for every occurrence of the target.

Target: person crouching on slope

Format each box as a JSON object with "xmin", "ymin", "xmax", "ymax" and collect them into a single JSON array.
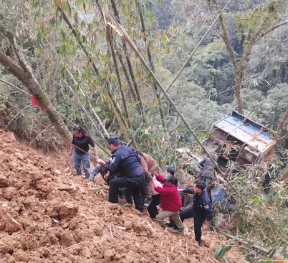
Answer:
[{"xmin": 154, "ymin": 174, "xmax": 184, "ymax": 234}]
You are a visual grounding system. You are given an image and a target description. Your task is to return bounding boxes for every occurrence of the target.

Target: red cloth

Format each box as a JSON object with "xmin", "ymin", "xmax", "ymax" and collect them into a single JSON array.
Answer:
[
  {"xmin": 155, "ymin": 175, "xmax": 182, "ymax": 212},
  {"xmin": 31, "ymin": 95, "xmax": 45, "ymax": 112}
]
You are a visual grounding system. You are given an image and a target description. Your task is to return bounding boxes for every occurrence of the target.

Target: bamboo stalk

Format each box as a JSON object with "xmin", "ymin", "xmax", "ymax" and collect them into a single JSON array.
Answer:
[
  {"xmin": 219, "ymin": 231, "xmax": 270, "ymax": 254},
  {"xmin": 109, "ymin": 0, "xmax": 144, "ymax": 112},
  {"xmin": 135, "ymin": 0, "xmax": 166, "ymax": 129},
  {"xmin": 105, "ymin": 16, "xmax": 242, "ymax": 200}
]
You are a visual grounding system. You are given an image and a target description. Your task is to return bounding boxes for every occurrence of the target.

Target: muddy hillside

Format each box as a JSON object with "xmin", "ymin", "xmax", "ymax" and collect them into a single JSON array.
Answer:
[{"xmin": 0, "ymin": 130, "xmax": 247, "ymax": 263}]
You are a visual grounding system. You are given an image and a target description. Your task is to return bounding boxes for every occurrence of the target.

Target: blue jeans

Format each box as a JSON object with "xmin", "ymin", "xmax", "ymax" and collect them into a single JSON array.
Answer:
[
  {"xmin": 72, "ymin": 151, "xmax": 90, "ymax": 179},
  {"xmin": 89, "ymin": 164, "xmax": 102, "ymax": 182}
]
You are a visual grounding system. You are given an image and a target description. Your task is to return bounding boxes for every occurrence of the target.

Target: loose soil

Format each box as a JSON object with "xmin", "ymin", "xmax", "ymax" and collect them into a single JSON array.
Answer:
[{"xmin": 0, "ymin": 129, "xmax": 248, "ymax": 263}]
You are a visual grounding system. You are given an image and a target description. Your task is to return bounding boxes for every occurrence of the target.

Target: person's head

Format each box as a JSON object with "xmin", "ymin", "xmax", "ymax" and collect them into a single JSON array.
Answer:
[
  {"xmin": 73, "ymin": 125, "xmax": 85, "ymax": 138},
  {"xmin": 165, "ymin": 166, "xmax": 175, "ymax": 176},
  {"xmin": 107, "ymin": 135, "xmax": 121, "ymax": 151},
  {"xmin": 163, "ymin": 174, "xmax": 174, "ymax": 186},
  {"xmin": 193, "ymin": 181, "xmax": 206, "ymax": 194}
]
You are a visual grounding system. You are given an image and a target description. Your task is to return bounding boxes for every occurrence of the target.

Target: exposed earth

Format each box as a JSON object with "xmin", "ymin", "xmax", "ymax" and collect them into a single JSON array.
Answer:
[{"xmin": 0, "ymin": 129, "xmax": 248, "ymax": 263}]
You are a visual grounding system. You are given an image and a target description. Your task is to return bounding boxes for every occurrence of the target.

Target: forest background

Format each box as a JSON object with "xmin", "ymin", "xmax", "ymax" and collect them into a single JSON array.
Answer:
[{"xmin": 0, "ymin": 0, "xmax": 288, "ymax": 261}]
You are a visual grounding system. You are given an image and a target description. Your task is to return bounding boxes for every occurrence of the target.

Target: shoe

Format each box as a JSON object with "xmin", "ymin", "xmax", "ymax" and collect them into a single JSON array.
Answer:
[
  {"xmin": 198, "ymin": 241, "xmax": 202, "ymax": 247},
  {"xmin": 161, "ymin": 225, "xmax": 167, "ymax": 230},
  {"xmin": 174, "ymin": 227, "xmax": 184, "ymax": 234},
  {"xmin": 166, "ymin": 222, "xmax": 178, "ymax": 229},
  {"xmin": 82, "ymin": 175, "xmax": 86, "ymax": 178}
]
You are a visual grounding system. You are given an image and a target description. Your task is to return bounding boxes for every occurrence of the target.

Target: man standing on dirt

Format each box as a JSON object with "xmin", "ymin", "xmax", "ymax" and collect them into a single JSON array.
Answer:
[
  {"xmin": 97, "ymin": 135, "xmax": 145, "ymax": 212},
  {"xmin": 69, "ymin": 125, "xmax": 98, "ymax": 179}
]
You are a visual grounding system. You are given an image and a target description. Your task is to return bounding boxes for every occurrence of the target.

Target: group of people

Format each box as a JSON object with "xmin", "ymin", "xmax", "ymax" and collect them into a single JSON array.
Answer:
[{"xmin": 69, "ymin": 125, "xmax": 214, "ymax": 246}]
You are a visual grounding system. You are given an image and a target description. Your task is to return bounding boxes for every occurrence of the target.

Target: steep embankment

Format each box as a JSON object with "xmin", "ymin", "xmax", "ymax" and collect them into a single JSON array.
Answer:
[{"xmin": 0, "ymin": 130, "xmax": 247, "ymax": 263}]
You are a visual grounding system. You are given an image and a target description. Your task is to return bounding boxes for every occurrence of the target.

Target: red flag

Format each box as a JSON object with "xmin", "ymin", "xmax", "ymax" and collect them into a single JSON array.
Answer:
[{"xmin": 31, "ymin": 95, "xmax": 45, "ymax": 112}]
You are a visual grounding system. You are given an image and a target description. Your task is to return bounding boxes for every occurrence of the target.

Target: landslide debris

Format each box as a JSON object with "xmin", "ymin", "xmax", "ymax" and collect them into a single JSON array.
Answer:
[{"xmin": 0, "ymin": 130, "xmax": 248, "ymax": 263}]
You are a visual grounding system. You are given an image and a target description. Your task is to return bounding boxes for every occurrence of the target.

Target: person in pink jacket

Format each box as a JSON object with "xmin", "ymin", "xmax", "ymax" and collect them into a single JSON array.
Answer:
[{"xmin": 147, "ymin": 175, "xmax": 162, "ymax": 218}]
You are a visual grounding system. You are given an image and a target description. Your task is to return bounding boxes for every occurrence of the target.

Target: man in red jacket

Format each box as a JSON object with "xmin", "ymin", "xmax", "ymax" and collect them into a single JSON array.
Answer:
[{"xmin": 154, "ymin": 174, "xmax": 184, "ymax": 234}]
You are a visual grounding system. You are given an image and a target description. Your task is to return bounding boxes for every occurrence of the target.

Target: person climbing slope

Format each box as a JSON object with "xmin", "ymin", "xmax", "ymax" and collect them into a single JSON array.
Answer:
[
  {"xmin": 179, "ymin": 181, "xmax": 213, "ymax": 246},
  {"xmin": 154, "ymin": 173, "xmax": 184, "ymax": 234},
  {"xmin": 69, "ymin": 125, "xmax": 98, "ymax": 179}
]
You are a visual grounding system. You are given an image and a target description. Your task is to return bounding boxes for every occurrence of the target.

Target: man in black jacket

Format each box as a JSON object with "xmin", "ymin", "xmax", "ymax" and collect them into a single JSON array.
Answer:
[
  {"xmin": 179, "ymin": 181, "xmax": 213, "ymax": 246},
  {"xmin": 97, "ymin": 136, "xmax": 145, "ymax": 212}
]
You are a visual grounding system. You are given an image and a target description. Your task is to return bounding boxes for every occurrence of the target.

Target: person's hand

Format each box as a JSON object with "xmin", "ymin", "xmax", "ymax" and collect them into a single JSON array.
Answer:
[
  {"xmin": 97, "ymin": 159, "xmax": 105, "ymax": 165},
  {"xmin": 104, "ymin": 172, "xmax": 110, "ymax": 179},
  {"xmin": 178, "ymin": 189, "xmax": 184, "ymax": 192},
  {"xmin": 202, "ymin": 221, "xmax": 210, "ymax": 231}
]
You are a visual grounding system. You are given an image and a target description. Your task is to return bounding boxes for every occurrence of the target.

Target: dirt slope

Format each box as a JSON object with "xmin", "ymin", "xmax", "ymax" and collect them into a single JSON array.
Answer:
[{"xmin": 0, "ymin": 130, "xmax": 248, "ymax": 263}]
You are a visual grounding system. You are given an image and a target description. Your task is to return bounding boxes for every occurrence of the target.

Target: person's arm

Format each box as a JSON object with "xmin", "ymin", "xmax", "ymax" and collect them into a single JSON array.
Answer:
[
  {"xmin": 69, "ymin": 137, "xmax": 75, "ymax": 155},
  {"xmin": 88, "ymin": 137, "xmax": 99, "ymax": 160},
  {"xmin": 154, "ymin": 186, "xmax": 172, "ymax": 196},
  {"xmin": 69, "ymin": 144, "xmax": 74, "ymax": 155},
  {"xmin": 156, "ymin": 175, "xmax": 165, "ymax": 183},
  {"xmin": 139, "ymin": 155, "xmax": 149, "ymax": 175},
  {"xmin": 149, "ymin": 159, "xmax": 158, "ymax": 174},
  {"xmin": 183, "ymin": 188, "xmax": 194, "ymax": 194},
  {"xmin": 104, "ymin": 155, "xmax": 122, "ymax": 174},
  {"xmin": 91, "ymin": 146, "xmax": 99, "ymax": 160}
]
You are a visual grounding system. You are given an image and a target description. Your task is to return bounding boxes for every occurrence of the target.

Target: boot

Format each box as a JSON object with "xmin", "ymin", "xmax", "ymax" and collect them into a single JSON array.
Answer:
[{"xmin": 174, "ymin": 227, "xmax": 184, "ymax": 234}]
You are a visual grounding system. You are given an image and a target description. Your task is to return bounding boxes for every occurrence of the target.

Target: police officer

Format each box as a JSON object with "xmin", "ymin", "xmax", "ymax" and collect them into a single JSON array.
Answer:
[
  {"xmin": 179, "ymin": 181, "xmax": 213, "ymax": 246},
  {"xmin": 97, "ymin": 135, "xmax": 145, "ymax": 212}
]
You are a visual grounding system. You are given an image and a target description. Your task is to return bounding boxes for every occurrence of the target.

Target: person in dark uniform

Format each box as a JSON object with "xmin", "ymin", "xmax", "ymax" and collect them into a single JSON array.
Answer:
[
  {"xmin": 179, "ymin": 181, "xmax": 213, "ymax": 246},
  {"xmin": 198, "ymin": 157, "xmax": 215, "ymax": 188},
  {"xmin": 97, "ymin": 135, "xmax": 145, "ymax": 212},
  {"xmin": 69, "ymin": 125, "xmax": 98, "ymax": 179}
]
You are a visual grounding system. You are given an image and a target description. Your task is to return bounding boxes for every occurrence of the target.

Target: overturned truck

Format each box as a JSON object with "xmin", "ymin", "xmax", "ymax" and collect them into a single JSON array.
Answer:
[{"xmin": 203, "ymin": 111, "xmax": 277, "ymax": 170}]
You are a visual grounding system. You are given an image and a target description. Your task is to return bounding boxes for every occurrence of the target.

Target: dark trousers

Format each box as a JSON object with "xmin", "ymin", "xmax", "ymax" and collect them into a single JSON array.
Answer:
[
  {"xmin": 169, "ymin": 206, "xmax": 193, "ymax": 228},
  {"xmin": 147, "ymin": 194, "xmax": 161, "ymax": 218},
  {"xmin": 109, "ymin": 175, "xmax": 144, "ymax": 212},
  {"xmin": 194, "ymin": 216, "xmax": 206, "ymax": 242},
  {"xmin": 169, "ymin": 207, "xmax": 205, "ymax": 242},
  {"xmin": 180, "ymin": 206, "xmax": 194, "ymax": 221}
]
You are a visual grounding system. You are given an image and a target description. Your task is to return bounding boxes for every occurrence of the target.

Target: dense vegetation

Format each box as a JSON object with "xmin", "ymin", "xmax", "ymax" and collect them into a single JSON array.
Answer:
[{"xmin": 0, "ymin": 0, "xmax": 288, "ymax": 261}]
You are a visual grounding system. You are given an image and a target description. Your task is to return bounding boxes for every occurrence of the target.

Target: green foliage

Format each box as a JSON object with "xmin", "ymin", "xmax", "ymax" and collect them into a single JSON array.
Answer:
[
  {"xmin": 234, "ymin": 0, "xmax": 286, "ymax": 45},
  {"xmin": 214, "ymin": 245, "xmax": 232, "ymax": 260}
]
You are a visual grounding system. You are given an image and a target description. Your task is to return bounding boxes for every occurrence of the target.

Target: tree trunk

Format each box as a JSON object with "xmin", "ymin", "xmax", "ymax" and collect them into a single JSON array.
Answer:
[
  {"xmin": 277, "ymin": 104, "xmax": 288, "ymax": 134},
  {"xmin": 135, "ymin": 0, "xmax": 166, "ymax": 129},
  {"xmin": 0, "ymin": 50, "xmax": 71, "ymax": 143},
  {"xmin": 109, "ymin": 0, "xmax": 144, "ymax": 112},
  {"xmin": 234, "ymin": 76, "xmax": 244, "ymax": 113}
]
